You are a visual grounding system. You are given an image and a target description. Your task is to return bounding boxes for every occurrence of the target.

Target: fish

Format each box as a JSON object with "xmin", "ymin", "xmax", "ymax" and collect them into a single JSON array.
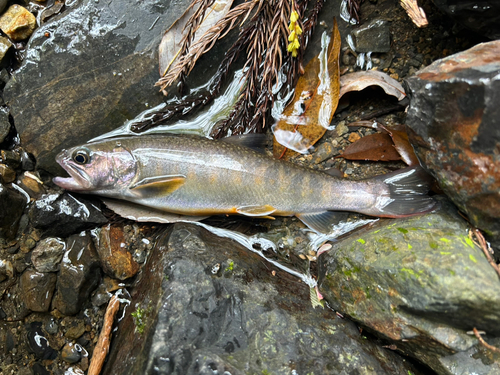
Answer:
[{"xmin": 53, "ymin": 134, "xmax": 437, "ymax": 233}]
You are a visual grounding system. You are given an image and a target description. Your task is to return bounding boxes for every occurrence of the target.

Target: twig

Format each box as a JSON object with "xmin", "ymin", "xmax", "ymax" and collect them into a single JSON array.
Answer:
[
  {"xmin": 88, "ymin": 294, "xmax": 121, "ymax": 375},
  {"xmin": 470, "ymin": 228, "xmax": 500, "ymax": 278},
  {"xmin": 472, "ymin": 328, "xmax": 500, "ymax": 354},
  {"xmin": 399, "ymin": 0, "xmax": 428, "ymax": 27}
]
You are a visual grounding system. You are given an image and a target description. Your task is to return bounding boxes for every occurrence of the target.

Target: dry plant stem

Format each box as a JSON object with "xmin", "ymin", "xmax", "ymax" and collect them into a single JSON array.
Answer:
[
  {"xmin": 471, "ymin": 228, "xmax": 500, "ymax": 278},
  {"xmin": 88, "ymin": 295, "xmax": 121, "ymax": 375},
  {"xmin": 473, "ymin": 328, "xmax": 500, "ymax": 354},
  {"xmin": 158, "ymin": 0, "xmax": 260, "ymax": 90},
  {"xmin": 399, "ymin": 0, "xmax": 428, "ymax": 27}
]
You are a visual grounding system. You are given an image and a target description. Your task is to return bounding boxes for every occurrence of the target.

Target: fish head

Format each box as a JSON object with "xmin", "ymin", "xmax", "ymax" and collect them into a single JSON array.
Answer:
[{"xmin": 53, "ymin": 140, "xmax": 137, "ymax": 195}]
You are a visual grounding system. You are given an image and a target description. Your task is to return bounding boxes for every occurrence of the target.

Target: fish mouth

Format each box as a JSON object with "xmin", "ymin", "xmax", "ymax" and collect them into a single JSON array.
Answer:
[{"xmin": 52, "ymin": 150, "xmax": 93, "ymax": 191}]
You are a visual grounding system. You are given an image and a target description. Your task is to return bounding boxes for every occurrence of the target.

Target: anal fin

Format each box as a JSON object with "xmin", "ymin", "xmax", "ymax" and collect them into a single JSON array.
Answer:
[
  {"xmin": 296, "ymin": 211, "xmax": 350, "ymax": 233},
  {"xmin": 236, "ymin": 205, "xmax": 277, "ymax": 217}
]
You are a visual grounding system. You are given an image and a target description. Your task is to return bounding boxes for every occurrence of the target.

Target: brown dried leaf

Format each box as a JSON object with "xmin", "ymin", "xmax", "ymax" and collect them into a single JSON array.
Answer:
[
  {"xmin": 339, "ymin": 70, "xmax": 406, "ymax": 101},
  {"xmin": 273, "ymin": 19, "xmax": 341, "ymax": 159},
  {"xmin": 339, "ymin": 132, "xmax": 401, "ymax": 161},
  {"xmin": 379, "ymin": 124, "xmax": 420, "ymax": 166}
]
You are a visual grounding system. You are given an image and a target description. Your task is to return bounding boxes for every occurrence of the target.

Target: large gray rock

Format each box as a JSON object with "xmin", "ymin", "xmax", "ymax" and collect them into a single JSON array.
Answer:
[
  {"xmin": 4, "ymin": 0, "xmax": 190, "ymax": 174},
  {"xmin": 318, "ymin": 198, "xmax": 500, "ymax": 375},
  {"xmin": 404, "ymin": 41, "xmax": 500, "ymax": 250},
  {"xmin": 103, "ymin": 223, "xmax": 421, "ymax": 375}
]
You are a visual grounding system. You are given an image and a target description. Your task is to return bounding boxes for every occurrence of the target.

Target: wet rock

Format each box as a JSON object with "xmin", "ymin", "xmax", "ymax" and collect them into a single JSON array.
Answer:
[
  {"xmin": 405, "ymin": 41, "xmax": 500, "ymax": 249},
  {"xmin": 94, "ymin": 224, "xmax": 139, "ymax": 280},
  {"xmin": 18, "ymin": 171, "xmax": 46, "ymax": 198},
  {"xmin": 0, "ymin": 5, "xmax": 36, "ymax": 42},
  {"xmin": 313, "ymin": 142, "xmax": 339, "ymax": 164},
  {"xmin": 318, "ymin": 198, "xmax": 500, "ymax": 374},
  {"xmin": 431, "ymin": 0, "xmax": 500, "ymax": 40},
  {"xmin": 27, "ymin": 322, "xmax": 57, "ymax": 360},
  {"xmin": 62, "ymin": 317, "xmax": 86, "ymax": 340},
  {"xmin": 0, "ymin": 259, "xmax": 14, "ymax": 282},
  {"xmin": 102, "ymin": 223, "xmax": 420, "ymax": 375},
  {"xmin": 0, "ymin": 36, "xmax": 11, "ymax": 63},
  {"xmin": 52, "ymin": 232, "xmax": 101, "ymax": 316},
  {"xmin": 61, "ymin": 342, "xmax": 81, "ymax": 364},
  {"xmin": 0, "ymin": 108, "xmax": 9, "ymax": 144},
  {"xmin": 29, "ymin": 192, "xmax": 107, "ymax": 237},
  {"xmin": 31, "ymin": 237, "xmax": 65, "ymax": 272},
  {"xmin": 91, "ymin": 276, "xmax": 123, "ymax": 307},
  {"xmin": 0, "ymin": 149, "xmax": 20, "ymax": 168},
  {"xmin": 351, "ymin": 19, "xmax": 391, "ymax": 53},
  {"xmin": 44, "ymin": 318, "xmax": 58, "ymax": 335},
  {"xmin": 0, "ymin": 164, "xmax": 16, "ymax": 183},
  {"xmin": 20, "ymin": 269, "xmax": 56, "ymax": 312},
  {"xmin": 0, "ymin": 0, "xmax": 7, "ymax": 15},
  {"xmin": 0, "ymin": 183, "xmax": 26, "ymax": 239},
  {"xmin": 4, "ymin": 0, "xmax": 190, "ymax": 174}
]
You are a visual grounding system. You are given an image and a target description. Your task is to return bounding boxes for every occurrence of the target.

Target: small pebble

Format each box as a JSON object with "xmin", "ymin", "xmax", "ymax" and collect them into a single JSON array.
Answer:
[
  {"xmin": 0, "ymin": 5, "xmax": 37, "ymax": 42},
  {"xmin": 348, "ymin": 133, "xmax": 361, "ymax": 142},
  {"xmin": 61, "ymin": 343, "xmax": 81, "ymax": 364}
]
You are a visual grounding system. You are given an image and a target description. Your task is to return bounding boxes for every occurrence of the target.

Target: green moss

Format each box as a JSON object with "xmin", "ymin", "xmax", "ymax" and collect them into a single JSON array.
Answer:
[
  {"xmin": 397, "ymin": 227, "xmax": 408, "ymax": 234},
  {"xmin": 448, "ymin": 269, "xmax": 456, "ymax": 276},
  {"xmin": 401, "ymin": 268, "xmax": 420, "ymax": 278},
  {"xmin": 465, "ymin": 237, "xmax": 475, "ymax": 248},
  {"xmin": 132, "ymin": 304, "xmax": 153, "ymax": 335},
  {"xmin": 225, "ymin": 260, "xmax": 234, "ymax": 272},
  {"xmin": 439, "ymin": 237, "xmax": 451, "ymax": 243},
  {"xmin": 469, "ymin": 254, "xmax": 478, "ymax": 263},
  {"xmin": 357, "ymin": 238, "xmax": 366, "ymax": 245},
  {"xmin": 440, "ymin": 251, "xmax": 452, "ymax": 255},
  {"xmin": 429, "ymin": 241, "xmax": 438, "ymax": 249},
  {"xmin": 408, "ymin": 243, "xmax": 413, "ymax": 250}
]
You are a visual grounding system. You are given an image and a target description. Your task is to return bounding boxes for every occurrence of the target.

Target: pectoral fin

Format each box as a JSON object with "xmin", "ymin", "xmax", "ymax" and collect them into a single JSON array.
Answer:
[
  {"xmin": 296, "ymin": 211, "xmax": 350, "ymax": 234},
  {"xmin": 130, "ymin": 175, "xmax": 185, "ymax": 197},
  {"xmin": 236, "ymin": 205, "xmax": 277, "ymax": 217}
]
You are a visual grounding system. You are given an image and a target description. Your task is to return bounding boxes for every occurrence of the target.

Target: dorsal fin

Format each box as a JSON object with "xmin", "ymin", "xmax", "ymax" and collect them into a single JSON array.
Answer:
[{"xmin": 221, "ymin": 134, "xmax": 267, "ymax": 153}]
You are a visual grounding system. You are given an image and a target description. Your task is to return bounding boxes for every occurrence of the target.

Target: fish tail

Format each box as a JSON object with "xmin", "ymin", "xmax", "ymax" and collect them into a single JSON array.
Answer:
[{"xmin": 372, "ymin": 167, "xmax": 438, "ymax": 218}]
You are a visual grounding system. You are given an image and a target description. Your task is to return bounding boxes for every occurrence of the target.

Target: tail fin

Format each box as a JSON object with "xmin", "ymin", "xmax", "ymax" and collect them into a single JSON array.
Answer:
[{"xmin": 372, "ymin": 167, "xmax": 438, "ymax": 218}]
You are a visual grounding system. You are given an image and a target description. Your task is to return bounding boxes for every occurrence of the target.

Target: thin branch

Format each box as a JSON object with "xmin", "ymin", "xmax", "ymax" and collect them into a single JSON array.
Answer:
[
  {"xmin": 157, "ymin": 0, "xmax": 260, "ymax": 91},
  {"xmin": 470, "ymin": 228, "xmax": 500, "ymax": 278},
  {"xmin": 88, "ymin": 295, "xmax": 120, "ymax": 375},
  {"xmin": 472, "ymin": 328, "xmax": 500, "ymax": 354}
]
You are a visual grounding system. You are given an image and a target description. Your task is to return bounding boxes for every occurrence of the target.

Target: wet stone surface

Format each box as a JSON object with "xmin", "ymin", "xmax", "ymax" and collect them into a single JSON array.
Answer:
[
  {"xmin": 405, "ymin": 40, "xmax": 500, "ymax": 250},
  {"xmin": 4, "ymin": 0, "xmax": 190, "ymax": 175},
  {"xmin": 29, "ymin": 192, "xmax": 107, "ymax": 238},
  {"xmin": 431, "ymin": 0, "xmax": 500, "ymax": 40},
  {"xmin": 30, "ymin": 237, "xmax": 65, "ymax": 272},
  {"xmin": 318, "ymin": 198, "xmax": 500, "ymax": 375},
  {"xmin": 0, "ymin": 182, "xmax": 26, "ymax": 240},
  {"xmin": 20, "ymin": 269, "xmax": 56, "ymax": 313},
  {"xmin": 52, "ymin": 232, "xmax": 101, "ymax": 316},
  {"xmin": 103, "ymin": 223, "xmax": 420, "ymax": 375}
]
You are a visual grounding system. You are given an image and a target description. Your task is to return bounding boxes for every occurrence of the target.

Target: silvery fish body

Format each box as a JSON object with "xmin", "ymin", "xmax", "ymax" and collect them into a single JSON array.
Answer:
[{"xmin": 53, "ymin": 134, "xmax": 437, "ymax": 232}]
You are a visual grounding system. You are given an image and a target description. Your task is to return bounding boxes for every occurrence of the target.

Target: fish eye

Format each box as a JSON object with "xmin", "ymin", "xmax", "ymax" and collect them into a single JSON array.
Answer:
[{"xmin": 72, "ymin": 149, "xmax": 91, "ymax": 164}]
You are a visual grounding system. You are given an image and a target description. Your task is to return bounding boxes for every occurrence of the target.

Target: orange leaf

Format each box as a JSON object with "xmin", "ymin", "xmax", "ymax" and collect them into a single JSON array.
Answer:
[
  {"xmin": 273, "ymin": 19, "xmax": 341, "ymax": 159},
  {"xmin": 339, "ymin": 133, "xmax": 401, "ymax": 161}
]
